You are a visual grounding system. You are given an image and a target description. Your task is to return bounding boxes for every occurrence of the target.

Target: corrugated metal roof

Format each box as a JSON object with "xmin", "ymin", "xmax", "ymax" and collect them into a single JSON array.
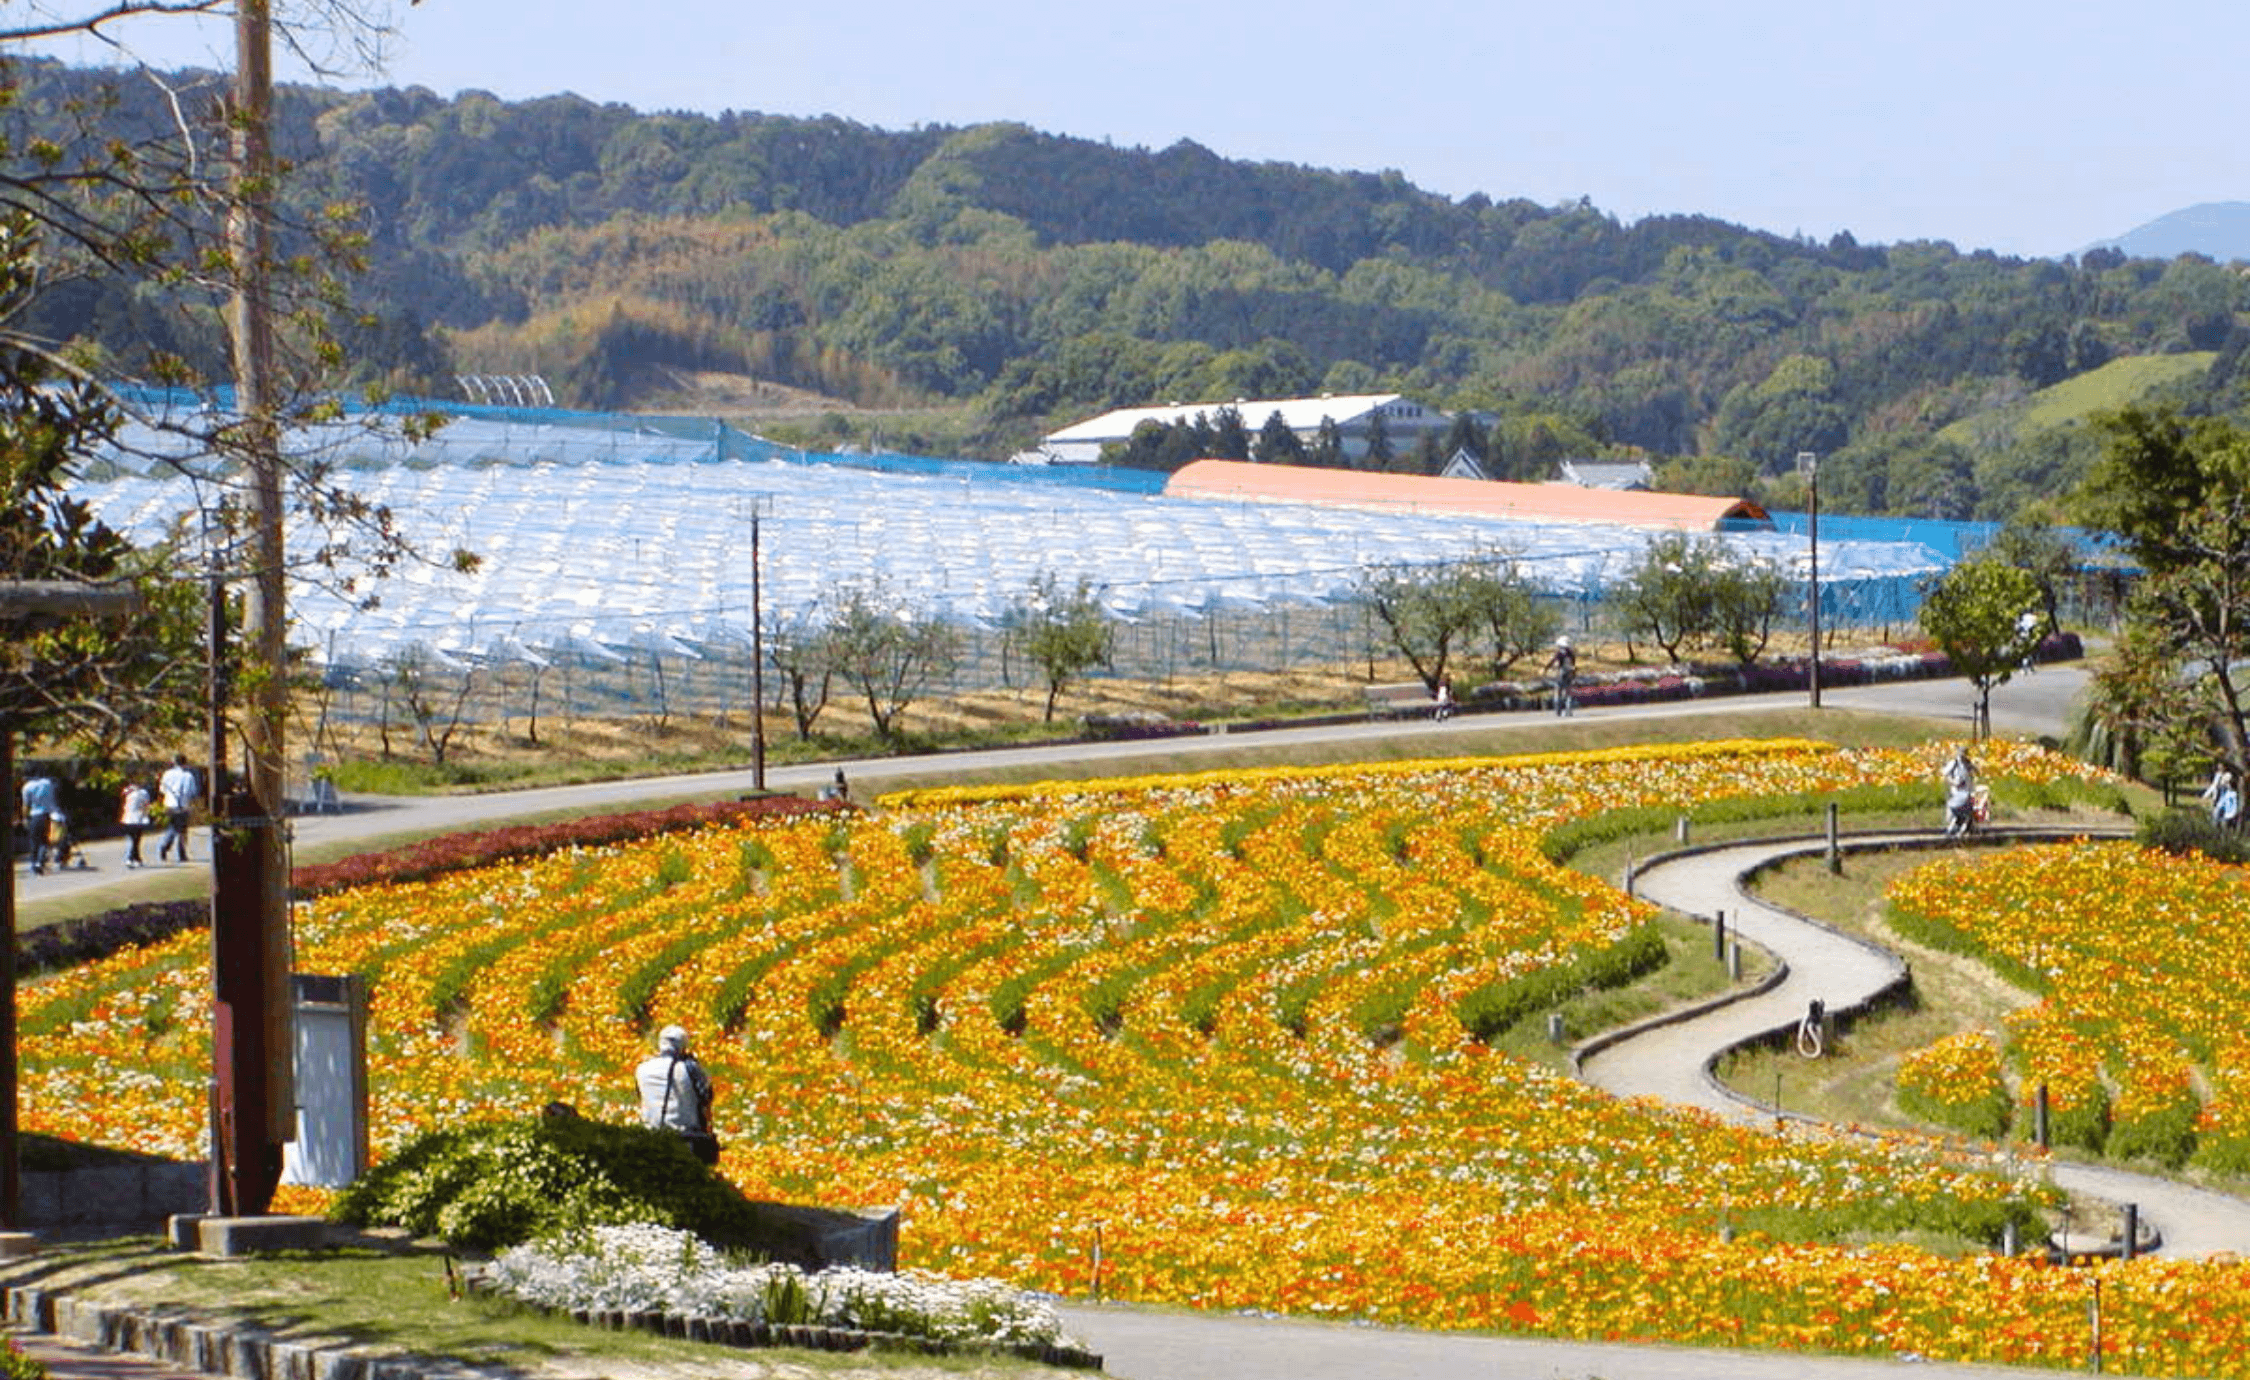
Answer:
[
  {"xmin": 1165, "ymin": 459, "xmax": 1769, "ymax": 531},
  {"xmin": 1044, "ymin": 393, "xmax": 1419, "ymax": 444}
]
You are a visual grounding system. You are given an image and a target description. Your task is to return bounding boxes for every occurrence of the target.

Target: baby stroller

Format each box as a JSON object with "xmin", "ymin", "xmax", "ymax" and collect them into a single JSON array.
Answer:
[{"xmin": 44, "ymin": 811, "xmax": 89, "ymax": 870}]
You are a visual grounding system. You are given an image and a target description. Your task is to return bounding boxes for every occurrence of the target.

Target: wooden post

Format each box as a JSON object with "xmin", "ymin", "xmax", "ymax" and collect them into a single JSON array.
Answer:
[
  {"xmin": 1826, "ymin": 801, "xmax": 1841, "ymax": 874},
  {"xmin": 2035, "ymin": 1082, "xmax": 2050, "ymax": 1150},
  {"xmin": 1713, "ymin": 910, "xmax": 1726, "ymax": 962}
]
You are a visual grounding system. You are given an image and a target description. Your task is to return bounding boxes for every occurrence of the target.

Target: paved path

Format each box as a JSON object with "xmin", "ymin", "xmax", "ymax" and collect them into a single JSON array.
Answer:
[
  {"xmin": 1597, "ymin": 831, "xmax": 2250, "ymax": 1260},
  {"xmin": 1053, "ymin": 1303, "xmax": 2046, "ymax": 1380}
]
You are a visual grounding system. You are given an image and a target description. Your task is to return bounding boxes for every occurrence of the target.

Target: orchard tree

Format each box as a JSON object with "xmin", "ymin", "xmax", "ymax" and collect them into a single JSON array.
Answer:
[
  {"xmin": 764, "ymin": 607, "xmax": 836, "ymax": 740},
  {"xmin": 1709, "ymin": 553, "xmax": 1786, "ymax": 666},
  {"xmin": 1359, "ymin": 560, "xmax": 1477, "ymax": 692},
  {"xmin": 1002, "ymin": 570, "xmax": 1113, "ymax": 721},
  {"xmin": 1459, "ymin": 552, "xmax": 1558, "ymax": 678},
  {"xmin": 1917, "ymin": 558, "xmax": 2045, "ymax": 739},
  {"xmin": 1616, "ymin": 533, "xmax": 1717, "ymax": 663},
  {"xmin": 823, "ymin": 582, "xmax": 965, "ymax": 742}
]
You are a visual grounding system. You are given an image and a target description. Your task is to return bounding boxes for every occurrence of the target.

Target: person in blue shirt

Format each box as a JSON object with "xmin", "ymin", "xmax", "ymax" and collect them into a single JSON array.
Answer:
[{"xmin": 19, "ymin": 774, "xmax": 58, "ymax": 875}]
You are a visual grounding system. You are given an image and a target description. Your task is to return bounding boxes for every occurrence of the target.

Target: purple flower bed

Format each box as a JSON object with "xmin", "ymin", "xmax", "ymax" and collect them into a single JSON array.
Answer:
[
  {"xmin": 1469, "ymin": 632, "xmax": 2082, "ymax": 716},
  {"xmin": 19, "ymin": 793, "xmax": 844, "ymax": 977}
]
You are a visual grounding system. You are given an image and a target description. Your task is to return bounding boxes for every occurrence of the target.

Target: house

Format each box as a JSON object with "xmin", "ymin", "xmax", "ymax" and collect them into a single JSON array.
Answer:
[
  {"xmin": 1440, "ymin": 449, "xmax": 1490, "ymax": 482},
  {"xmin": 1555, "ymin": 458, "xmax": 1653, "ymax": 490},
  {"xmin": 1039, "ymin": 393, "xmax": 1450, "ymax": 465}
]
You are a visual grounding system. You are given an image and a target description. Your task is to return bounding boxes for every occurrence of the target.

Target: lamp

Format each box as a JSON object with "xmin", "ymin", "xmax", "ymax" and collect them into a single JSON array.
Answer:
[{"xmin": 1798, "ymin": 451, "xmax": 1821, "ymax": 709}]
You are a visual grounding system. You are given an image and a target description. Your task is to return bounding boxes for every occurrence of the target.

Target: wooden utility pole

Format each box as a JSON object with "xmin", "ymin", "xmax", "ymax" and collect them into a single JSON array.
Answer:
[{"xmin": 219, "ymin": 0, "xmax": 295, "ymax": 1215}]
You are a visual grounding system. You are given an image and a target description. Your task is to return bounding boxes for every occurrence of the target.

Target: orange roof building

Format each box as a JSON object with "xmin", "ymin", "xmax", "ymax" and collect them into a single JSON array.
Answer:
[{"xmin": 1164, "ymin": 459, "xmax": 1770, "ymax": 532}]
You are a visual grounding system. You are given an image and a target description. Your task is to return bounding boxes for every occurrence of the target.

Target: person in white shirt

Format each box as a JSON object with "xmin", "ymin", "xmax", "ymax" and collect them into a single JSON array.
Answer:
[
  {"xmin": 119, "ymin": 780, "xmax": 153, "ymax": 868},
  {"xmin": 635, "ymin": 1024, "xmax": 718, "ymax": 1165},
  {"xmin": 157, "ymin": 753, "xmax": 200, "ymax": 862}
]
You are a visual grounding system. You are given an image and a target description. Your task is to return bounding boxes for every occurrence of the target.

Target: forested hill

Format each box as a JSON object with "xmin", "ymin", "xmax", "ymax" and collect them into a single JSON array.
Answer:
[{"xmin": 13, "ymin": 58, "xmax": 2250, "ymax": 520}]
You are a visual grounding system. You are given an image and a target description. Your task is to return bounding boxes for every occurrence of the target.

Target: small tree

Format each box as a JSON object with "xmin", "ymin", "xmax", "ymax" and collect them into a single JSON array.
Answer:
[
  {"xmin": 1917, "ymin": 558, "xmax": 2045, "ymax": 739},
  {"xmin": 1459, "ymin": 553, "xmax": 1559, "ymax": 678},
  {"xmin": 1003, "ymin": 571, "xmax": 1114, "ymax": 721},
  {"xmin": 1617, "ymin": 533, "xmax": 1720, "ymax": 664},
  {"xmin": 765, "ymin": 608, "xmax": 836, "ymax": 741},
  {"xmin": 383, "ymin": 643, "xmax": 478, "ymax": 766},
  {"xmin": 1709, "ymin": 554, "xmax": 1787, "ymax": 666},
  {"xmin": 1360, "ymin": 561, "xmax": 1479, "ymax": 692},
  {"xmin": 824, "ymin": 582, "xmax": 965, "ymax": 742}
]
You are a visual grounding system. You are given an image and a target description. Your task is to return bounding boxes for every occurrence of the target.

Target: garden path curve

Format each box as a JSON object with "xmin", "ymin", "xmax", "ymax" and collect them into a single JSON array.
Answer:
[{"xmin": 1585, "ymin": 828, "xmax": 2250, "ymax": 1259}]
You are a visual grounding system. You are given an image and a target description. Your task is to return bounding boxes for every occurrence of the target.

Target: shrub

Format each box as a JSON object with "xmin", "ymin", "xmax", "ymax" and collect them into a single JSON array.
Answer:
[
  {"xmin": 333, "ymin": 1114, "xmax": 811, "ymax": 1256},
  {"xmin": 2138, "ymin": 807, "xmax": 2250, "ymax": 865}
]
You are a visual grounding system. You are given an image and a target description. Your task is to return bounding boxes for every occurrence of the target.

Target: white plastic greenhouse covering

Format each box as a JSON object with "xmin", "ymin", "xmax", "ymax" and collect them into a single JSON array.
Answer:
[{"xmin": 71, "ymin": 411, "xmax": 1953, "ymax": 672}]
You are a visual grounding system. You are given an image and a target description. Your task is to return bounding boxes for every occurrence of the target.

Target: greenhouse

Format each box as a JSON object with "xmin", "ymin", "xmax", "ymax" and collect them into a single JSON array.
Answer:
[{"xmin": 72, "ymin": 401, "xmax": 1959, "ymax": 702}]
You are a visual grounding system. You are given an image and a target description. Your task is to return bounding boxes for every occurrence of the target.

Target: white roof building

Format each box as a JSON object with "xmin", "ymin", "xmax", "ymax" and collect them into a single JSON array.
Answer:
[{"xmin": 1039, "ymin": 393, "xmax": 1449, "ymax": 465}]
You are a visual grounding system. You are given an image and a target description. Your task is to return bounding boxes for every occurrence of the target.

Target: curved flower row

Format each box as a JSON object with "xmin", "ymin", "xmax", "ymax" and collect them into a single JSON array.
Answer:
[
  {"xmin": 1889, "ymin": 841, "xmax": 2250, "ymax": 1167},
  {"xmin": 42, "ymin": 740, "xmax": 2250, "ymax": 1375}
]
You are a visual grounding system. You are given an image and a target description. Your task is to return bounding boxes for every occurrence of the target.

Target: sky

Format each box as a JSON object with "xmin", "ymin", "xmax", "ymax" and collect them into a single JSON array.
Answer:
[{"xmin": 22, "ymin": 0, "xmax": 2250, "ymax": 259}]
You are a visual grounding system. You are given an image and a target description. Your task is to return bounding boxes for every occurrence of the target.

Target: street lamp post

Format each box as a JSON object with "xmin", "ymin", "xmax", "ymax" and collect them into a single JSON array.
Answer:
[{"xmin": 1798, "ymin": 451, "xmax": 1821, "ymax": 709}]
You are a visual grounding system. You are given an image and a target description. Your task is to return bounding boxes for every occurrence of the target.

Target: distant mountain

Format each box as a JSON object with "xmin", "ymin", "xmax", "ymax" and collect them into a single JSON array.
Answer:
[{"xmin": 2087, "ymin": 202, "xmax": 2250, "ymax": 263}]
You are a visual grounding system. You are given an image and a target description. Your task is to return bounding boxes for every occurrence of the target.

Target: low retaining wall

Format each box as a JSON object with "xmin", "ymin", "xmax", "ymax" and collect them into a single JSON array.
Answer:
[{"xmin": 20, "ymin": 1161, "xmax": 206, "ymax": 1240}]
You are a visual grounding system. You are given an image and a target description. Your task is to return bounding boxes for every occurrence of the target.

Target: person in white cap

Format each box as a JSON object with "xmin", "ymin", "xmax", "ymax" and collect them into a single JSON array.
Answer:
[
  {"xmin": 635, "ymin": 1024, "xmax": 718, "ymax": 1164},
  {"xmin": 1545, "ymin": 635, "xmax": 1578, "ymax": 718}
]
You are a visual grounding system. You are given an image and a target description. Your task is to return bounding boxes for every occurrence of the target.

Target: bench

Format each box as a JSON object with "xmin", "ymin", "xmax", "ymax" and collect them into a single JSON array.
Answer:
[{"xmin": 1363, "ymin": 682, "xmax": 1438, "ymax": 718}]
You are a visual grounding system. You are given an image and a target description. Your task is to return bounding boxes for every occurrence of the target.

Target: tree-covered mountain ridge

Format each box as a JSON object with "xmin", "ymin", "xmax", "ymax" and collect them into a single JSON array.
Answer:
[{"xmin": 16, "ymin": 58, "xmax": 2250, "ymax": 520}]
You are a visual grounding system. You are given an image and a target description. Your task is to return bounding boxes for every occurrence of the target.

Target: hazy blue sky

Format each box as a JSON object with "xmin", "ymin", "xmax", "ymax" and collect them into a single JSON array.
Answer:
[{"xmin": 27, "ymin": 0, "xmax": 2249, "ymax": 258}]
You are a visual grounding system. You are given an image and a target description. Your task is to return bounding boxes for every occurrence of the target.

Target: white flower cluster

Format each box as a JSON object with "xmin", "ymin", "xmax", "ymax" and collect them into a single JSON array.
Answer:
[{"xmin": 488, "ymin": 1222, "xmax": 1072, "ymax": 1348}]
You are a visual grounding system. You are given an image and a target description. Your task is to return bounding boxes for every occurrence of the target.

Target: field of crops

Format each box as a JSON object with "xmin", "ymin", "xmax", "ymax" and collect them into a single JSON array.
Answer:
[{"xmin": 36, "ymin": 738, "xmax": 2250, "ymax": 1373}]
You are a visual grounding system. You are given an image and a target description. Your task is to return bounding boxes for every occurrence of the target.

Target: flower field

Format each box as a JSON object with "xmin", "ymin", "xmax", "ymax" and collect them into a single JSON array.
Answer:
[
  {"xmin": 1891, "ymin": 840, "xmax": 2250, "ymax": 1172},
  {"xmin": 37, "ymin": 738, "xmax": 2250, "ymax": 1373}
]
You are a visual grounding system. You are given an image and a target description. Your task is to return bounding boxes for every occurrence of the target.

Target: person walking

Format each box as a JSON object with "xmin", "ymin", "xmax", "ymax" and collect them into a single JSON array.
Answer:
[
  {"xmin": 19, "ymin": 773, "xmax": 58, "ymax": 875},
  {"xmin": 635, "ymin": 1024, "xmax": 719, "ymax": 1165},
  {"xmin": 1546, "ymin": 637, "xmax": 1578, "ymax": 718},
  {"xmin": 1942, "ymin": 746, "xmax": 1977, "ymax": 837},
  {"xmin": 2204, "ymin": 765, "xmax": 2238, "ymax": 829},
  {"xmin": 119, "ymin": 779, "xmax": 153, "ymax": 868},
  {"xmin": 157, "ymin": 753, "xmax": 200, "ymax": 863}
]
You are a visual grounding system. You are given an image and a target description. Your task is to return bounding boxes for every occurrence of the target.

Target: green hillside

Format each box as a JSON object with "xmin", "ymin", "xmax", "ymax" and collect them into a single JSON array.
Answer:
[
  {"xmin": 1942, "ymin": 353, "xmax": 2215, "ymax": 448},
  {"xmin": 9, "ymin": 57, "xmax": 2250, "ymax": 521}
]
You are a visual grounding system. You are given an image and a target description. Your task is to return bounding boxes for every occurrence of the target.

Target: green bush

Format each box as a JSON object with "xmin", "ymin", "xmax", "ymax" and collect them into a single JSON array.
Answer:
[
  {"xmin": 335, "ymin": 1115, "xmax": 790, "ymax": 1254},
  {"xmin": 2138, "ymin": 807, "xmax": 2250, "ymax": 864},
  {"xmin": 2107, "ymin": 1100, "xmax": 2199, "ymax": 1168}
]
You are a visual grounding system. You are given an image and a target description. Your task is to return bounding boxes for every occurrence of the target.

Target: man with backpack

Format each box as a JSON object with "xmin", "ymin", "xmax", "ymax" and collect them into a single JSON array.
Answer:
[{"xmin": 635, "ymin": 1024, "xmax": 719, "ymax": 1165}]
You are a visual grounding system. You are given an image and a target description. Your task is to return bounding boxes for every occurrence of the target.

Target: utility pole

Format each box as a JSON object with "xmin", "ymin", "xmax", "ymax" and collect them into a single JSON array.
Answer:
[
  {"xmin": 218, "ymin": 0, "xmax": 294, "ymax": 1216},
  {"xmin": 751, "ymin": 505, "xmax": 766, "ymax": 792}
]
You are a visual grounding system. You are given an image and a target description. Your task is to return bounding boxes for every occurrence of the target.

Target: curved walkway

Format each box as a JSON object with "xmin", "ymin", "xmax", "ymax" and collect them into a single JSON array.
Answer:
[{"xmin": 1590, "ymin": 829, "xmax": 2250, "ymax": 1259}]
